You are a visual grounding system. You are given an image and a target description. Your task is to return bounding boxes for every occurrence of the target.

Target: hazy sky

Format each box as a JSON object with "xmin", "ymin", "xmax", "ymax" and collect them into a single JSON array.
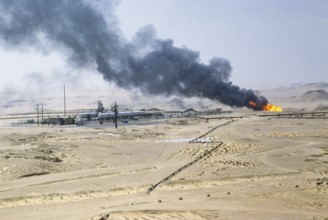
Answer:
[
  {"xmin": 0, "ymin": 0, "xmax": 327, "ymax": 94},
  {"xmin": 117, "ymin": 0, "xmax": 328, "ymax": 88}
]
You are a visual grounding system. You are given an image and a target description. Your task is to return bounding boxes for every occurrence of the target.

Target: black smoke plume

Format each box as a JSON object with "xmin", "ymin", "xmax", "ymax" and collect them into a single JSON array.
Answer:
[{"xmin": 0, "ymin": 0, "xmax": 268, "ymax": 110}]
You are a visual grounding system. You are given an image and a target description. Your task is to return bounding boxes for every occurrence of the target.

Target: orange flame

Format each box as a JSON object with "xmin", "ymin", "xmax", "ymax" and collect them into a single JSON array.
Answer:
[
  {"xmin": 248, "ymin": 101, "xmax": 282, "ymax": 112},
  {"xmin": 263, "ymin": 104, "xmax": 282, "ymax": 112},
  {"xmin": 249, "ymin": 101, "xmax": 257, "ymax": 108}
]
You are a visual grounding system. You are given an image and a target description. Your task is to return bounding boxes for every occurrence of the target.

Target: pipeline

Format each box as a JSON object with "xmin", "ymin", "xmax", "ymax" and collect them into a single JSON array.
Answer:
[
  {"xmin": 98, "ymin": 213, "xmax": 110, "ymax": 220},
  {"xmin": 189, "ymin": 120, "xmax": 234, "ymax": 143},
  {"xmin": 147, "ymin": 142, "xmax": 224, "ymax": 193},
  {"xmin": 147, "ymin": 119, "xmax": 236, "ymax": 193}
]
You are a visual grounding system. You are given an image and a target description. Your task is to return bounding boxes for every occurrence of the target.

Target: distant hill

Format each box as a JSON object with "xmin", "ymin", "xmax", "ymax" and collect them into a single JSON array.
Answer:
[
  {"xmin": 303, "ymin": 82, "xmax": 328, "ymax": 88},
  {"xmin": 290, "ymin": 82, "xmax": 328, "ymax": 89},
  {"xmin": 313, "ymin": 104, "xmax": 328, "ymax": 111},
  {"xmin": 148, "ymin": 108, "xmax": 162, "ymax": 111},
  {"xmin": 301, "ymin": 90, "xmax": 328, "ymax": 102}
]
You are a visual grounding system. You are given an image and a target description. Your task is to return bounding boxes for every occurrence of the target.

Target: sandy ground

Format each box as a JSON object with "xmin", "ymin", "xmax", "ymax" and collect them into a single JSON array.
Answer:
[{"xmin": 0, "ymin": 115, "xmax": 327, "ymax": 220}]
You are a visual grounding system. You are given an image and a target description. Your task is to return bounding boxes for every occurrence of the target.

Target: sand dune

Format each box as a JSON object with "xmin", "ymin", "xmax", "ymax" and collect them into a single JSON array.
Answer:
[{"xmin": 0, "ymin": 116, "xmax": 327, "ymax": 219}]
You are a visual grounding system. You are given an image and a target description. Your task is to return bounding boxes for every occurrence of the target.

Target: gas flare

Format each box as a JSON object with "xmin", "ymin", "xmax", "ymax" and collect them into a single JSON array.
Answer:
[
  {"xmin": 248, "ymin": 101, "xmax": 282, "ymax": 112},
  {"xmin": 263, "ymin": 104, "xmax": 282, "ymax": 112},
  {"xmin": 249, "ymin": 101, "xmax": 257, "ymax": 108}
]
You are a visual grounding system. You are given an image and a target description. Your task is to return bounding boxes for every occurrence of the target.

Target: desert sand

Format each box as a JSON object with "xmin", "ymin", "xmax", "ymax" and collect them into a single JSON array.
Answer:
[{"xmin": 0, "ymin": 112, "xmax": 327, "ymax": 220}]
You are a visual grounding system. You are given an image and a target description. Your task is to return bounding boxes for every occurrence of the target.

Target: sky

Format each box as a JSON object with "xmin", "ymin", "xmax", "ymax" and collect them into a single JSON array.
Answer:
[
  {"xmin": 116, "ymin": 0, "xmax": 328, "ymax": 89},
  {"xmin": 0, "ymin": 0, "xmax": 327, "ymax": 98}
]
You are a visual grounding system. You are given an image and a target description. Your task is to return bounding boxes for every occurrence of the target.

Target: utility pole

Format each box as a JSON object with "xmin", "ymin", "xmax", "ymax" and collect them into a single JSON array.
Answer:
[
  {"xmin": 64, "ymin": 84, "xmax": 67, "ymax": 117},
  {"xmin": 41, "ymin": 104, "xmax": 44, "ymax": 126},
  {"xmin": 36, "ymin": 104, "xmax": 39, "ymax": 126},
  {"xmin": 111, "ymin": 101, "xmax": 119, "ymax": 129}
]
